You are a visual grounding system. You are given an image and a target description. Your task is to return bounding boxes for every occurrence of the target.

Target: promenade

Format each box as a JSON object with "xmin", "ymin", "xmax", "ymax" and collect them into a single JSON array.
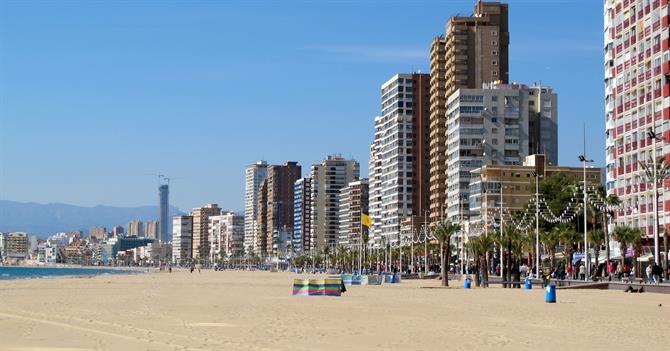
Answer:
[{"xmin": 0, "ymin": 270, "xmax": 668, "ymax": 350}]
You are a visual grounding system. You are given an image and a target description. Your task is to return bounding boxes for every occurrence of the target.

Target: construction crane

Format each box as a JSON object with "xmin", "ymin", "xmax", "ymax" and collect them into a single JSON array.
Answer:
[{"xmin": 146, "ymin": 173, "xmax": 165, "ymax": 185}]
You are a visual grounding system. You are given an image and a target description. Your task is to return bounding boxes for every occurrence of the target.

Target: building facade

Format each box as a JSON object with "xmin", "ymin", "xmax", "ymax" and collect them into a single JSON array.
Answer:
[
  {"xmin": 127, "ymin": 220, "xmax": 144, "ymax": 237},
  {"xmin": 444, "ymin": 82, "xmax": 558, "ymax": 221},
  {"xmin": 338, "ymin": 179, "xmax": 369, "ymax": 248},
  {"xmin": 191, "ymin": 203, "xmax": 221, "ymax": 262},
  {"xmin": 159, "ymin": 183, "xmax": 169, "ymax": 242},
  {"xmin": 145, "ymin": 220, "xmax": 160, "ymax": 240},
  {"xmin": 209, "ymin": 211, "xmax": 245, "ymax": 261},
  {"xmin": 604, "ymin": 0, "xmax": 670, "ymax": 236},
  {"xmin": 172, "ymin": 215, "xmax": 193, "ymax": 265},
  {"xmin": 88, "ymin": 226, "xmax": 107, "ymax": 241},
  {"xmin": 6, "ymin": 232, "xmax": 29, "ymax": 259},
  {"xmin": 244, "ymin": 161, "xmax": 268, "ymax": 255},
  {"xmin": 264, "ymin": 162, "xmax": 301, "ymax": 256},
  {"xmin": 293, "ymin": 177, "xmax": 312, "ymax": 253},
  {"xmin": 310, "ymin": 155, "xmax": 360, "ymax": 251},
  {"xmin": 429, "ymin": 1, "xmax": 510, "ymax": 224}
]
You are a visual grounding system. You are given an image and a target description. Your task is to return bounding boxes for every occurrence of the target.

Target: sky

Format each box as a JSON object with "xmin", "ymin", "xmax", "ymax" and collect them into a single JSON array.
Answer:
[{"xmin": 0, "ymin": 0, "xmax": 605, "ymax": 212}]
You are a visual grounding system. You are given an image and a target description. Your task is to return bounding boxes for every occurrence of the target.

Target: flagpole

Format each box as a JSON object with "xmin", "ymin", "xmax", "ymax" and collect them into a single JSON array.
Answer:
[{"xmin": 359, "ymin": 208, "xmax": 363, "ymax": 274}]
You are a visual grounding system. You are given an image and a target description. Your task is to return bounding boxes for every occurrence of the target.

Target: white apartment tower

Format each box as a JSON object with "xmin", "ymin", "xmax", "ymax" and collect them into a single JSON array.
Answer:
[
  {"xmin": 244, "ymin": 161, "xmax": 268, "ymax": 255},
  {"xmin": 309, "ymin": 155, "xmax": 360, "ymax": 251},
  {"xmin": 445, "ymin": 82, "xmax": 558, "ymax": 221},
  {"xmin": 604, "ymin": 0, "xmax": 670, "ymax": 237},
  {"xmin": 172, "ymin": 215, "xmax": 193, "ymax": 265},
  {"xmin": 369, "ymin": 117, "xmax": 383, "ymax": 247},
  {"xmin": 209, "ymin": 211, "xmax": 245, "ymax": 261}
]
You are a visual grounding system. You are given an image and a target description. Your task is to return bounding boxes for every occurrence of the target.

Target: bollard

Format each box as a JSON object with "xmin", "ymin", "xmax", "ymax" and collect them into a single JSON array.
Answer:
[
  {"xmin": 545, "ymin": 284, "xmax": 556, "ymax": 303},
  {"xmin": 525, "ymin": 277, "xmax": 532, "ymax": 290},
  {"xmin": 464, "ymin": 277, "xmax": 471, "ymax": 289}
]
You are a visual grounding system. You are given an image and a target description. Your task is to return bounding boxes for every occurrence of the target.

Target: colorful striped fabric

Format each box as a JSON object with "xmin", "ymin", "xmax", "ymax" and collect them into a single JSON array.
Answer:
[
  {"xmin": 292, "ymin": 279, "xmax": 310, "ymax": 296},
  {"xmin": 341, "ymin": 274, "xmax": 353, "ymax": 286},
  {"xmin": 309, "ymin": 279, "xmax": 325, "ymax": 295},
  {"xmin": 351, "ymin": 275, "xmax": 362, "ymax": 285},
  {"xmin": 360, "ymin": 275, "xmax": 369, "ymax": 285},
  {"xmin": 323, "ymin": 278, "xmax": 342, "ymax": 296}
]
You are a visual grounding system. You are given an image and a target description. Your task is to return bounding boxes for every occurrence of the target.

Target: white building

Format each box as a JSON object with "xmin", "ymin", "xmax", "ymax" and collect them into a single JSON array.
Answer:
[
  {"xmin": 172, "ymin": 215, "xmax": 193, "ymax": 265},
  {"xmin": 309, "ymin": 155, "xmax": 360, "ymax": 251},
  {"xmin": 338, "ymin": 179, "xmax": 369, "ymax": 248},
  {"xmin": 368, "ymin": 118, "xmax": 383, "ymax": 247},
  {"xmin": 209, "ymin": 211, "xmax": 245, "ymax": 262},
  {"xmin": 244, "ymin": 161, "xmax": 268, "ymax": 255},
  {"xmin": 445, "ymin": 82, "xmax": 558, "ymax": 221}
]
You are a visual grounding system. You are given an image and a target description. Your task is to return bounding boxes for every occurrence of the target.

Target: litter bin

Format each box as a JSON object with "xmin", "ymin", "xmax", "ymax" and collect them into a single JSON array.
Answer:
[{"xmin": 545, "ymin": 284, "xmax": 556, "ymax": 303}]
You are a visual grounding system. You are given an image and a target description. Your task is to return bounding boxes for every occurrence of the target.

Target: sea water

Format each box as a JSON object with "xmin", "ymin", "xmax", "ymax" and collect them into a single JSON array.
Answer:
[{"xmin": 0, "ymin": 266, "xmax": 143, "ymax": 280}]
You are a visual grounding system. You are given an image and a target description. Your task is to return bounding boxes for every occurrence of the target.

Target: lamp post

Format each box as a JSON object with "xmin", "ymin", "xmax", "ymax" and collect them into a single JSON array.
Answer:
[
  {"xmin": 579, "ymin": 154, "xmax": 594, "ymax": 281},
  {"xmin": 532, "ymin": 170, "xmax": 542, "ymax": 277},
  {"xmin": 648, "ymin": 130, "xmax": 662, "ymax": 266},
  {"xmin": 500, "ymin": 180, "xmax": 504, "ymax": 278}
]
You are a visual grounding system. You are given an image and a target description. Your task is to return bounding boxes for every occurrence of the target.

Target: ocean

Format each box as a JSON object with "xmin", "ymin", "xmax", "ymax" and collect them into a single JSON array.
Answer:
[{"xmin": 0, "ymin": 266, "xmax": 144, "ymax": 280}]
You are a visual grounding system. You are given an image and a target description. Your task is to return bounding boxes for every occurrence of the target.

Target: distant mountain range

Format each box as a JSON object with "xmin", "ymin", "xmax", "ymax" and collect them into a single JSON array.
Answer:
[{"xmin": 0, "ymin": 200, "xmax": 185, "ymax": 239}]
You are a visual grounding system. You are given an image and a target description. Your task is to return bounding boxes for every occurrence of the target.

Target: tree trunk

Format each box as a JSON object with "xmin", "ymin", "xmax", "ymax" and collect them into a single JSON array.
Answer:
[
  {"xmin": 440, "ymin": 242, "xmax": 448, "ymax": 287},
  {"xmin": 482, "ymin": 254, "xmax": 490, "ymax": 287},
  {"xmin": 664, "ymin": 232, "xmax": 668, "ymax": 280},
  {"xmin": 604, "ymin": 213, "xmax": 610, "ymax": 268}
]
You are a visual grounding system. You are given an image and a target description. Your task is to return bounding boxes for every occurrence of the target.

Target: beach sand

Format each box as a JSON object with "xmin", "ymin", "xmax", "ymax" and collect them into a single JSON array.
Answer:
[{"xmin": 0, "ymin": 270, "xmax": 668, "ymax": 350}]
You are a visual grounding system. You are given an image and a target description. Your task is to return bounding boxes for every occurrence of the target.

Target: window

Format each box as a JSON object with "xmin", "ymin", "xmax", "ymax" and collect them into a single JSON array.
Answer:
[
  {"xmin": 491, "ymin": 31, "xmax": 497, "ymax": 36},
  {"xmin": 492, "ymin": 40, "xmax": 497, "ymax": 46},
  {"xmin": 492, "ymin": 71, "xmax": 498, "ymax": 76},
  {"xmin": 492, "ymin": 60, "xmax": 497, "ymax": 66},
  {"xmin": 492, "ymin": 50, "xmax": 497, "ymax": 56}
]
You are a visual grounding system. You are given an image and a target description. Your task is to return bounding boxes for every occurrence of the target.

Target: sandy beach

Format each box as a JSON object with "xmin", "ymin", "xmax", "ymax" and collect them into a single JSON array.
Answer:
[{"xmin": 0, "ymin": 270, "xmax": 668, "ymax": 351}]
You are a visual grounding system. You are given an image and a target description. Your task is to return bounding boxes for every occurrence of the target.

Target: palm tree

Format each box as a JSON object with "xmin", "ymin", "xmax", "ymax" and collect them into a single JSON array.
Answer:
[
  {"xmin": 599, "ymin": 187, "xmax": 620, "ymax": 268},
  {"xmin": 495, "ymin": 225, "xmax": 522, "ymax": 287},
  {"xmin": 558, "ymin": 225, "xmax": 580, "ymax": 274},
  {"xmin": 612, "ymin": 225, "xmax": 643, "ymax": 276},
  {"xmin": 541, "ymin": 228, "xmax": 560, "ymax": 272},
  {"xmin": 588, "ymin": 229, "xmax": 606, "ymax": 279},
  {"xmin": 433, "ymin": 220, "xmax": 461, "ymax": 286},
  {"xmin": 466, "ymin": 234, "xmax": 495, "ymax": 287},
  {"xmin": 639, "ymin": 156, "xmax": 670, "ymax": 278}
]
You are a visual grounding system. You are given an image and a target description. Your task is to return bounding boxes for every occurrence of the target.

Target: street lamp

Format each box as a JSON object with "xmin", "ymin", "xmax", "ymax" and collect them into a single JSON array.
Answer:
[
  {"xmin": 579, "ymin": 154, "xmax": 594, "ymax": 281},
  {"xmin": 648, "ymin": 130, "xmax": 662, "ymax": 266},
  {"xmin": 532, "ymin": 170, "xmax": 542, "ymax": 277}
]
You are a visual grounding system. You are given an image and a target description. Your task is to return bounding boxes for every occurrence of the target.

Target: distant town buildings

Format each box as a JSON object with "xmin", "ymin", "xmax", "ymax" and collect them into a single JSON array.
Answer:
[
  {"xmin": 209, "ymin": 211, "xmax": 245, "ymax": 262},
  {"xmin": 127, "ymin": 220, "xmax": 144, "ymax": 237},
  {"xmin": 88, "ymin": 226, "xmax": 107, "ymax": 241},
  {"xmin": 145, "ymin": 220, "xmax": 160, "ymax": 240},
  {"xmin": 6, "ymin": 232, "xmax": 29, "ymax": 259}
]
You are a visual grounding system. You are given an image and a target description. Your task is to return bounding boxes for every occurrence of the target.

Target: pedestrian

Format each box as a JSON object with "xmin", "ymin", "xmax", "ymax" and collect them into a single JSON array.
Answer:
[
  {"xmin": 567, "ymin": 265, "xmax": 573, "ymax": 279},
  {"xmin": 616, "ymin": 263, "xmax": 623, "ymax": 280},
  {"xmin": 579, "ymin": 263, "xmax": 585, "ymax": 281},
  {"xmin": 651, "ymin": 263, "xmax": 662, "ymax": 284},
  {"xmin": 646, "ymin": 264, "xmax": 653, "ymax": 284}
]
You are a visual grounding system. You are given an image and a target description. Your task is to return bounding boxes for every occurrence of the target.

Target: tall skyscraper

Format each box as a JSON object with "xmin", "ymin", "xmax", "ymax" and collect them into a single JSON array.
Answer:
[
  {"xmin": 429, "ymin": 1, "xmax": 509, "ymax": 224},
  {"xmin": 244, "ymin": 161, "xmax": 268, "ymax": 255},
  {"xmin": 263, "ymin": 162, "xmax": 301, "ymax": 256},
  {"xmin": 369, "ymin": 73, "xmax": 431, "ymax": 246},
  {"xmin": 191, "ymin": 203, "xmax": 221, "ymax": 262},
  {"xmin": 444, "ymin": 82, "xmax": 557, "ymax": 221},
  {"xmin": 310, "ymin": 155, "xmax": 360, "ymax": 252},
  {"xmin": 369, "ymin": 118, "xmax": 383, "ymax": 246},
  {"xmin": 604, "ymin": 0, "xmax": 670, "ymax": 238},
  {"xmin": 172, "ymin": 215, "xmax": 193, "ymax": 264},
  {"xmin": 293, "ymin": 177, "xmax": 312, "ymax": 253},
  {"xmin": 338, "ymin": 179, "xmax": 369, "ymax": 248},
  {"xmin": 159, "ymin": 184, "xmax": 169, "ymax": 242},
  {"xmin": 255, "ymin": 180, "xmax": 268, "ymax": 256}
]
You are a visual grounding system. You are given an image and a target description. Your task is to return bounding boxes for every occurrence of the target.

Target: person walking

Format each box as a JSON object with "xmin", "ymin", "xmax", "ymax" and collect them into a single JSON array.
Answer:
[
  {"xmin": 651, "ymin": 263, "xmax": 662, "ymax": 284},
  {"xmin": 646, "ymin": 264, "xmax": 653, "ymax": 284},
  {"xmin": 579, "ymin": 262, "xmax": 586, "ymax": 281}
]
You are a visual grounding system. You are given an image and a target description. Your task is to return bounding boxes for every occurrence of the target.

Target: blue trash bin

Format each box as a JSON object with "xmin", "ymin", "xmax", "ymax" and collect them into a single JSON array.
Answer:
[
  {"xmin": 464, "ymin": 278, "xmax": 471, "ymax": 289},
  {"xmin": 525, "ymin": 277, "xmax": 532, "ymax": 289},
  {"xmin": 545, "ymin": 284, "xmax": 556, "ymax": 303}
]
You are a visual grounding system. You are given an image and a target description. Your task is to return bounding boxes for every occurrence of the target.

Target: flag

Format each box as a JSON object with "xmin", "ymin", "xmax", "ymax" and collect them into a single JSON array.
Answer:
[{"xmin": 362, "ymin": 213, "xmax": 372, "ymax": 227}]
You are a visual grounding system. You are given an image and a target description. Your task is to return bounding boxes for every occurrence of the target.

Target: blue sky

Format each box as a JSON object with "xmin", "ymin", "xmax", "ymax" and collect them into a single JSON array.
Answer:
[{"xmin": 0, "ymin": 0, "xmax": 604, "ymax": 212}]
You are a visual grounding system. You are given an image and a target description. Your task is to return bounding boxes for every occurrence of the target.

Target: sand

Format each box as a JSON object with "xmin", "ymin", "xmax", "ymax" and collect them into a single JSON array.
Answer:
[{"xmin": 0, "ymin": 270, "xmax": 668, "ymax": 351}]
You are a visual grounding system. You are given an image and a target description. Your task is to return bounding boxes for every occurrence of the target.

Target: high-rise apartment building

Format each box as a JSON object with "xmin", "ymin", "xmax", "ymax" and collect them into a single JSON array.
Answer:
[
  {"xmin": 369, "ymin": 119, "xmax": 383, "ymax": 246},
  {"xmin": 310, "ymin": 155, "xmax": 360, "ymax": 251},
  {"xmin": 159, "ymin": 183, "xmax": 169, "ymax": 242},
  {"xmin": 145, "ymin": 220, "xmax": 159, "ymax": 240},
  {"xmin": 127, "ymin": 220, "xmax": 144, "ymax": 237},
  {"xmin": 256, "ymin": 180, "xmax": 268, "ymax": 256},
  {"xmin": 209, "ymin": 211, "xmax": 245, "ymax": 261},
  {"xmin": 293, "ymin": 177, "xmax": 312, "ymax": 253},
  {"xmin": 338, "ymin": 179, "xmax": 369, "ymax": 248},
  {"xmin": 444, "ymin": 82, "xmax": 558, "ymax": 221},
  {"xmin": 172, "ymin": 215, "xmax": 193, "ymax": 264},
  {"xmin": 369, "ymin": 74, "xmax": 431, "ymax": 245},
  {"xmin": 264, "ymin": 162, "xmax": 301, "ymax": 256},
  {"xmin": 429, "ymin": 1, "xmax": 509, "ymax": 224},
  {"xmin": 604, "ymin": 0, "xmax": 670, "ymax": 238},
  {"xmin": 191, "ymin": 203, "xmax": 221, "ymax": 262},
  {"xmin": 244, "ymin": 161, "xmax": 268, "ymax": 255}
]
